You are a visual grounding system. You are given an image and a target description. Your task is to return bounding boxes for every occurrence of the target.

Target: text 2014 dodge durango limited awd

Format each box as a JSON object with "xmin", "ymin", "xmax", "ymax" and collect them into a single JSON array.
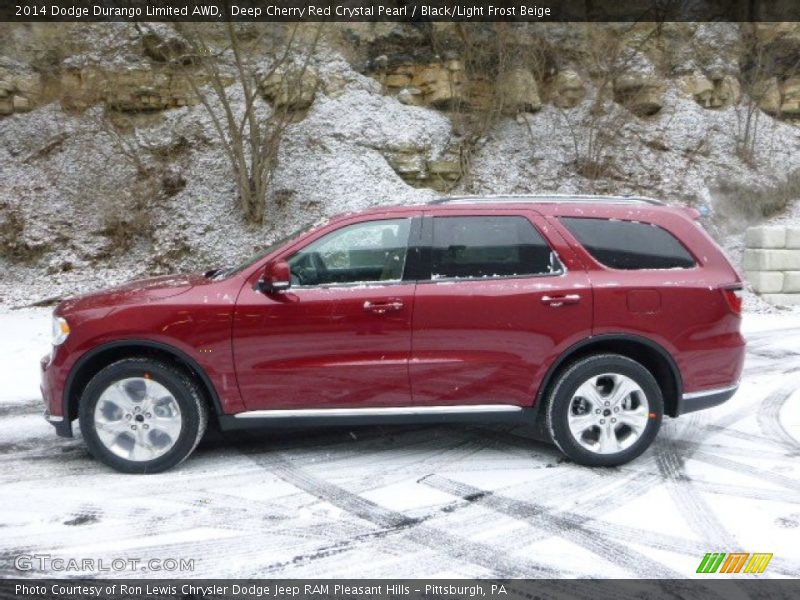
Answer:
[{"xmin": 41, "ymin": 196, "xmax": 746, "ymax": 473}]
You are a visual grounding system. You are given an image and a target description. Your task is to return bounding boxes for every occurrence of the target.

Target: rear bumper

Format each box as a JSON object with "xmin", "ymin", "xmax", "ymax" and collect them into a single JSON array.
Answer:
[{"xmin": 676, "ymin": 384, "xmax": 739, "ymax": 416}]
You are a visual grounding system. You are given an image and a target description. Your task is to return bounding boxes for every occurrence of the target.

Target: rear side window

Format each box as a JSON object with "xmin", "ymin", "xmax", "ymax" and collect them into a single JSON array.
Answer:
[
  {"xmin": 561, "ymin": 217, "xmax": 695, "ymax": 270},
  {"xmin": 430, "ymin": 216, "xmax": 561, "ymax": 280}
]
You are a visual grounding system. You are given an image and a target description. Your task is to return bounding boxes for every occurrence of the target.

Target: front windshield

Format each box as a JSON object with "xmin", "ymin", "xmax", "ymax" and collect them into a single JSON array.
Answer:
[{"xmin": 216, "ymin": 219, "xmax": 326, "ymax": 278}]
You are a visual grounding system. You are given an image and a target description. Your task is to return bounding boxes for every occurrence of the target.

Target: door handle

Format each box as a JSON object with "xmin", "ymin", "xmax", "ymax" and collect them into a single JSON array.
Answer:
[
  {"xmin": 541, "ymin": 294, "xmax": 581, "ymax": 307},
  {"xmin": 363, "ymin": 300, "xmax": 404, "ymax": 314}
]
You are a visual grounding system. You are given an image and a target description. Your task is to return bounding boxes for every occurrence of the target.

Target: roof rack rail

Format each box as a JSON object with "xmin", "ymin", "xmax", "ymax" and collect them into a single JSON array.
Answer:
[{"xmin": 428, "ymin": 194, "xmax": 666, "ymax": 206}]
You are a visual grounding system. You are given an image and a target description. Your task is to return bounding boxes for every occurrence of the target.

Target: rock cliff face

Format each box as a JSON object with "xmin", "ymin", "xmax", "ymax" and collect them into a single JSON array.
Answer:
[
  {"xmin": 0, "ymin": 64, "xmax": 38, "ymax": 116},
  {"xmin": 1, "ymin": 22, "xmax": 800, "ymax": 309}
]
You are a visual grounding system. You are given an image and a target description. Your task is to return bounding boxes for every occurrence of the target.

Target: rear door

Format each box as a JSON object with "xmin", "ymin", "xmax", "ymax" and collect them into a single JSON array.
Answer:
[{"xmin": 409, "ymin": 210, "xmax": 593, "ymax": 407}]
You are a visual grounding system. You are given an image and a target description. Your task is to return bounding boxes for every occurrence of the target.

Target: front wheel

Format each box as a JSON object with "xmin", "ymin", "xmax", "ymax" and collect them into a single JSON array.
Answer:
[
  {"xmin": 79, "ymin": 358, "xmax": 208, "ymax": 474},
  {"xmin": 545, "ymin": 354, "xmax": 663, "ymax": 467}
]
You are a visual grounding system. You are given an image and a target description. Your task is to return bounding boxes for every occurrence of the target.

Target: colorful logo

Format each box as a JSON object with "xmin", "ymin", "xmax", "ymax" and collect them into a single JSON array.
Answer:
[{"xmin": 696, "ymin": 552, "xmax": 773, "ymax": 574}]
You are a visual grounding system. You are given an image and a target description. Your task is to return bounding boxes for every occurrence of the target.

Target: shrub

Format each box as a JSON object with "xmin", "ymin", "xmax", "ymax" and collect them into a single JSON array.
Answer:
[{"xmin": 715, "ymin": 168, "xmax": 800, "ymax": 219}]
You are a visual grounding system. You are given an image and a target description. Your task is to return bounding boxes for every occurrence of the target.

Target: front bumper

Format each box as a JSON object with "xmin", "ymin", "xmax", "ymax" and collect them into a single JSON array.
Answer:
[
  {"xmin": 676, "ymin": 384, "xmax": 739, "ymax": 416},
  {"xmin": 43, "ymin": 409, "xmax": 72, "ymax": 437},
  {"xmin": 41, "ymin": 352, "xmax": 73, "ymax": 437}
]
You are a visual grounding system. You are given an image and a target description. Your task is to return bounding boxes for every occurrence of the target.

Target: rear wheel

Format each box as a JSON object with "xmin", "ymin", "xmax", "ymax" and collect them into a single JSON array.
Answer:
[
  {"xmin": 79, "ymin": 358, "xmax": 208, "ymax": 474},
  {"xmin": 545, "ymin": 354, "xmax": 663, "ymax": 466}
]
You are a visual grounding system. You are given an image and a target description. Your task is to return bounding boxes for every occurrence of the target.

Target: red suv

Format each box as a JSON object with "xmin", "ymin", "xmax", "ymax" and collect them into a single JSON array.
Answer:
[{"xmin": 41, "ymin": 196, "xmax": 745, "ymax": 473}]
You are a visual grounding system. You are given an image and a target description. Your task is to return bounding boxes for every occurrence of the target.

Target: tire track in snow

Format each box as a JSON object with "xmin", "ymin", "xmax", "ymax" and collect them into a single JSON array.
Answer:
[
  {"xmin": 444, "ymin": 471, "xmax": 799, "ymax": 576},
  {"xmin": 186, "ymin": 426, "xmax": 564, "ymax": 576},
  {"xmin": 246, "ymin": 452, "xmax": 562, "ymax": 577},
  {"xmin": 1, "ymin": 432, "xmax": 764, "ymax": 576},
  {"xmin": 433, "ymin": 448, "xmax": 798, "ymax": 577},
  {"xmin": 691, "ymin": 480, "xmax": 800, "ymax": 504},
  {"xmin": 0, "ymin": 400, "xmax": 40, "ymax": 417},
  {"xmin": 2, "ymin": 424, "xmax": 560, "ymax": 576},
  {"xmin": 697, "ymin": 424, "xmax": 795, "ymax": 450},
  {"xmin": 653, "ymin": 439, "xmax": 794, "ymax": 596},
  {"xmin": 758, "ymin": 378, "xmax": 800, "ymax": 453},
  {"xmin": 420, "ymin": 473, "xmax": 684, "ymax": 579},
  {"xmin": 322, "ymin": 427, "xmax": 516, "ymax": 485},
  {"xmin": 691, "ymin": 450, "xmax": 800, "ymax": 493},
  {"xmin": 0, "ymin": 457, "xmax": 369, "ymax": 571},
  {"xmin": 480, "ymin": 406, "xmax": 755, "ymax": 558},
  {"xmin": 248, "ymin": 458, "xmax": 664, "ymax": 576},
  {"xmin": 669, "ymin": 438, "xmax": 794, "ymax": 460},
  {"xmin": 650, "ymin": 389, "xmax": 790, "ymax": 553},
  {"xmin": 216, "ymin": 426, "xmax": 587, "ymax": 574},
  {"xmin": 581, "ymin": 514, "xmax": 800, "ymax": 577},
  {"xmin": 267, "ymin": 455, "xmax": 418, "ymax": 530},
  {"xmin": 238, "ymin": 366, "xmax": 792, "ymax": 576},
  {"xmin": 530, "ymin": 478, "xmax": 800, "ymax": 577},
  {"xmin": 656, "ymin": 438, "xmax": 738, "ymax": 549}
]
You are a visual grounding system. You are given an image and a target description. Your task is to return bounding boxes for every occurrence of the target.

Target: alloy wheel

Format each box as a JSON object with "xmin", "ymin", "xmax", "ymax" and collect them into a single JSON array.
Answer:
[
  {"xmin": 93, "ymin": 377, "xmax": 183, "ymax": 462},
  {"xmin": 566, "ymin": 373, "xmax": 649, "ymax": 454}
]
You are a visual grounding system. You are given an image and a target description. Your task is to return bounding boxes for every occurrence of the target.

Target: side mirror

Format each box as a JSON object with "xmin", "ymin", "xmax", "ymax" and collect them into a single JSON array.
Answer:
[{"xmin": 259, "ymin": 260, "xmax": 291, "ymax": 293}]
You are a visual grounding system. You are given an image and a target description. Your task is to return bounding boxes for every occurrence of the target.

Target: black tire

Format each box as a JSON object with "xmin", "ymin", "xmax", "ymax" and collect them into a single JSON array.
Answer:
[
  {"xmin": 79, "ymin": 358, "xmax": 208, "ymax": 474},
  {"xmin": 545, "ymin": 354, "xmax": 663, "ymax": 467}
]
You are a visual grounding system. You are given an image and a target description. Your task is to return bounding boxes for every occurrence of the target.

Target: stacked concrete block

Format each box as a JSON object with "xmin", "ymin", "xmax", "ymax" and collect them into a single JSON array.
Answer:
[{"xmin": 744, "ymin": 225, "xmax": 800, "ymax": 306}]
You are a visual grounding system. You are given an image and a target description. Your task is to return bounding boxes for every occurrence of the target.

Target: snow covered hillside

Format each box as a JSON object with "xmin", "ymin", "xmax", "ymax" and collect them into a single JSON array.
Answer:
[{"xmin": 2, "ymin": 22, "xmax": 800, "ymax": 309}]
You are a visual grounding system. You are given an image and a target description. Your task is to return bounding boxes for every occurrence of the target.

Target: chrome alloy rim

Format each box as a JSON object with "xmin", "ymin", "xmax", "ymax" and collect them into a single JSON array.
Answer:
[
  {"xmin": 93, "ymin": 377, "xmax": 182, "ymax": 462},
  {"xmin": 567, "ymin": 373, "xmax": 649, "ymax": 454}
]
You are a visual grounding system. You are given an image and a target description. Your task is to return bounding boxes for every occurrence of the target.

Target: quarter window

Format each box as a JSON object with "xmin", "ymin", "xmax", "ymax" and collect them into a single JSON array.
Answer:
[
  {"xmin": 430, "ymin": 216, "xmax": 562, "ymax": 280},
  {"xmin": 561, "ymin": 217, "xmax": 696, "ymax": 270},
  {"xmin": 288, "ymin": 218, "xmax": 411, "ymax": 286}
]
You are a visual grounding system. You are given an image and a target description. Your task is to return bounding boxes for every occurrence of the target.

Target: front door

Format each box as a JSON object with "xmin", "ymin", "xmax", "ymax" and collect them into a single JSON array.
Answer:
[
  {"xmin": 410, "ymin": 213, "xmax": 593, "ymax": 406},
  {"xmin": 233, "ymin": 216, "xmax": 419, "ymax": 410}
]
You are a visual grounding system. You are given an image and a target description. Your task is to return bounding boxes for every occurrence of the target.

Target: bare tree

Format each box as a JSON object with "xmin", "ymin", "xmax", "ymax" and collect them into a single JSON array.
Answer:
[
  {"xmin": 89, "ymin": 109, "xmax": 151, "ymax": 178},
  {"xmin": 80, "ymin": 109, "xmax": 161, "ymax": 255},
  {"xmin": 735, "ymin": 23, "xmax": 800, "ymax": 165},
  {"xmin": 430, "ymin": 23, "xmax": 551, "ymax": 189},
  {"xmin": 556, "ymin": 22, "xmax": 662, "ymax": 189},
  {"xmin": 140, "ymin": 22, "xmax": 323, "ymax": 224}
]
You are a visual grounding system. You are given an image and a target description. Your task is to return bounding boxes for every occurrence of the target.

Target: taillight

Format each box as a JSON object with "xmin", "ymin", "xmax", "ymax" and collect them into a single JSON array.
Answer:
[{"xmin": 722, "ymin": 287, "xmax": 743, "ymax": 315}]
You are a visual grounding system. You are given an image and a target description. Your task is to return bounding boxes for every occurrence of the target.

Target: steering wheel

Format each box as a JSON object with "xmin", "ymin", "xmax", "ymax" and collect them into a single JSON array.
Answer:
[
  {"xmin": 290, "ymin": 252, "xmax": 328, "ymax": 285},
  {"xmin": 290, "ymin": 255, "xmax": 313, "ymax": 285}
]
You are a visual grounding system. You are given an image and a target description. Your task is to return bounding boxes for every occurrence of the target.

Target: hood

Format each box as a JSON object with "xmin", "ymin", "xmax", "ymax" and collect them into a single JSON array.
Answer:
[{"xmin": 57, "ymin": 273, "xmax": 209, "ymax": 314}]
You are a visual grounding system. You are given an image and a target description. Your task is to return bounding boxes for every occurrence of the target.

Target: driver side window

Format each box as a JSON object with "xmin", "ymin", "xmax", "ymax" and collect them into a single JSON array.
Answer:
[{"xmin": 288, "ymin": 218, "xmax": 411, "ymax": 286}]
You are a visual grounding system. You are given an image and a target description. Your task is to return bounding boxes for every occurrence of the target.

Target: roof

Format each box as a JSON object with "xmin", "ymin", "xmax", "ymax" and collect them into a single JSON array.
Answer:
[
  {"xmin": 340, "ymin": 194, "xmax": 684, "ymax": 221},
  {"xmin": 428, "ymin": 194, "xmax": 665, "ymax": 206}
]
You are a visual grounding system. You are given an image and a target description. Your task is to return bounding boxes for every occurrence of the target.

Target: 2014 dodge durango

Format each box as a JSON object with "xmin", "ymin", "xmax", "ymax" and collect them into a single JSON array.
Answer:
[{"xmin": 41, "ymin": 195, "xmax": 746, "ymax": 473}]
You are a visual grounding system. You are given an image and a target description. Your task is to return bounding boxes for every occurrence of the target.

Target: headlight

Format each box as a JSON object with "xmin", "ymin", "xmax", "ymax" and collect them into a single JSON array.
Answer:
[{"xmin": 52, "ymin": 316, "xmax": 70, "ymax": 346}]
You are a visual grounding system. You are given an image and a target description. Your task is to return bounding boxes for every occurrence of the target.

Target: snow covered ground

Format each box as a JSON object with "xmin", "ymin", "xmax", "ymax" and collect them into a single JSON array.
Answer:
[{"xmin": 0, "ymin": 308, "xmax": 799, "ymax": 579}]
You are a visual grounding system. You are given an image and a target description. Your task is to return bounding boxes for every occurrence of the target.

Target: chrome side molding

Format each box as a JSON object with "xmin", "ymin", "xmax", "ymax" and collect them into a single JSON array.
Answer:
[{"xmin": 233, "ymin": 404, "xmax": 524, "ymax": 419}]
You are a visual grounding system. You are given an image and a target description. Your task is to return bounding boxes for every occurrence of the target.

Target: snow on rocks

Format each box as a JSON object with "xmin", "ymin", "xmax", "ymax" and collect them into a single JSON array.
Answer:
[{"xmin": 2, "ymin": 28, "xmax": 800, "ymax": 310}]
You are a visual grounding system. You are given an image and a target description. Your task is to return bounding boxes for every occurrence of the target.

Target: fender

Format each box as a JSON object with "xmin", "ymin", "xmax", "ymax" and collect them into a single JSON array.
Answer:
[
  {"xmin": 535, "ymin": 333, "xmax": 683, "ymax": 409},
  {"xmin": 63, "ymin": 339, "xmax": 225, "ymax": 425}
]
